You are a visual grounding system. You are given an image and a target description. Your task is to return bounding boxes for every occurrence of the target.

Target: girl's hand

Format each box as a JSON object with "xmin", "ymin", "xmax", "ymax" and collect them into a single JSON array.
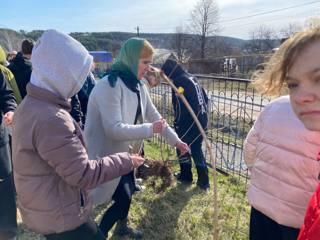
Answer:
[{"xmin": 4, "ymin": 111, "xmax": 14, "ymax": 125}]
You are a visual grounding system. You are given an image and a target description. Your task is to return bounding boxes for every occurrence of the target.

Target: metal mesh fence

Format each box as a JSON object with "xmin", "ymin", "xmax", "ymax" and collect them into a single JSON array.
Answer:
[
  {"xmin": 150, "ymin": 75, "xmax": 270, "ymax": 179},
  {"xmin": 149, "ymin": 75, "xmax": 271, "ymax": 239}
]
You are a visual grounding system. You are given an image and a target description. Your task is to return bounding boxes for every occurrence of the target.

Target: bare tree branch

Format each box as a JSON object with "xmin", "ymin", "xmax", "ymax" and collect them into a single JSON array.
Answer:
[
  {"xmin": 279, "ymin": 23, "xmax": 302, "ymax": 39},
  {"xmin": 305, "ymin": 17, "xmax": 320, "ymax": 29},
  {"xmin": 171, "ymin": 26, "xmax": 191, "ymax": 63},
  {"xmin": 245, "ymin": 25, "xmax": 277, "ymax": 53},
  {"xmin": 189, "ymin": 0, "xmax": 219, "ymax": 59}
]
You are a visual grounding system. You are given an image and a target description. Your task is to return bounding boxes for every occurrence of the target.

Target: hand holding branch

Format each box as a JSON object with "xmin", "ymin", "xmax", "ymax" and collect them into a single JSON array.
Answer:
[
  {"xmin": 153, "ymin": 118, "xmax": 168, "ymax": 134},
  {"xmin": 130, "ymin": 154, "xmax": 145, "ymax": 168}
]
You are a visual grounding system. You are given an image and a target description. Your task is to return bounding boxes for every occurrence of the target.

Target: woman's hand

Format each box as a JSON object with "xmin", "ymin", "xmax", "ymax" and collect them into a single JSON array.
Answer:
[
  {"xmin": 130, "ymin": 154, "xmax": 145, "ymax": 168},
  {"xmin": 175, "ymin": 141, "xmax": 190, "ymax": 156},
  {"xmin": 4, "ymin": 111, "xmax": 14, "ymax": 125},
  {"xmin": 152, "ymin": 118, "xmax": 168, "ymax": 134}
]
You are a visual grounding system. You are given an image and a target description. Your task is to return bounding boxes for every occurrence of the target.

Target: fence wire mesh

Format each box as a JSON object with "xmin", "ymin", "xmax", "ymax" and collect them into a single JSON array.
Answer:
[{"xmin": 149, "ymin": 75, "xmax": 271, "ymax": 239}]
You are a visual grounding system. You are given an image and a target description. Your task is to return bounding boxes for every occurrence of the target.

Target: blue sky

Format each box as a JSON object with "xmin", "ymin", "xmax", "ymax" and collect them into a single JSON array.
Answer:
[{"xmin": 1, "ymin": 0, "xmax": 319, "ymax": 39}]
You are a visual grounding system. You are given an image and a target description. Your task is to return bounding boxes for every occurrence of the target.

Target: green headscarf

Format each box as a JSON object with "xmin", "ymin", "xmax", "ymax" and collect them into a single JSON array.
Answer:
[{"xmin": 107, "ymin": 37, "xmax": 145, "ymax": 88}]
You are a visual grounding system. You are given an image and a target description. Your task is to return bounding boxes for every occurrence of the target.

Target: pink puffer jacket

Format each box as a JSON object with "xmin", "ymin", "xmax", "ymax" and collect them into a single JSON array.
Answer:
[{"xmin": 244, "ymin": 96, "xmax": 320, "ymax": 228}]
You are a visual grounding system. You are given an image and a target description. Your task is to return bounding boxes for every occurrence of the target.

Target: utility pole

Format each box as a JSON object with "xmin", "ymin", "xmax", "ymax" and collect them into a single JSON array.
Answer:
[{"xmin": 135, "ymin": 26, "xmax": 140, "ymax": 37}]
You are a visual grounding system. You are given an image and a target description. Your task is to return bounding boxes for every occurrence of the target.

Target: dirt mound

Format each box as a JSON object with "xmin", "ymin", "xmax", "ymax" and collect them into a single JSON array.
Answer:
[{"xmin": 136, "ymin": 158, "xmax": 173, "ymax": 193}]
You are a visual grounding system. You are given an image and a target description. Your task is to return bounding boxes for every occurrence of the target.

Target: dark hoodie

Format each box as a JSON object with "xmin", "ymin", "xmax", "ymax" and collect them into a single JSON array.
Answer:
[
  {"xmin": 161, "ymin": 59, "xmax": 208, "ymax": 142},
  {"xmin": 0, "ymin": 71, "xmax": 16, "ymax": 146},
  {"xmin": 8, "ymin": 52, "xmax": 32, "ymax": 98}
]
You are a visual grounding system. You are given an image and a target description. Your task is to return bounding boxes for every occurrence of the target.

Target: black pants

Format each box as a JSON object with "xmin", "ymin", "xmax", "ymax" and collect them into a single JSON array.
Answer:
[
  {"xmin": 177, "ymin": 135, "xmax": 209, "ymax": 185},
  {"xmin": 249, "ymin": 207, "xmax": 300, "ymax": 240},
  {"xmin": 45, "ymin": 219, "xmax": 104, "ymax": 240},
  {"xmin": 99, "ymin": 171, "xmax": 135, "ymax": 236},
  {"xmin": 0, "ymin": 143, "xmax": 17, "ymax": 240}
]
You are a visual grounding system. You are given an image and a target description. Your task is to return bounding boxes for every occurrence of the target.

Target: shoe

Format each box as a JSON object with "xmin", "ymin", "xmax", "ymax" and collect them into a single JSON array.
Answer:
[
  {"xmin": 134, "ymin": 183, "xmax": 145, "ymax": 192},
  {"xmin": 174, "ymin": 172, "xmax": 192, "ymax": 184},
  {"xmin": 197, "ymin": 181, "xmax": 210, "ymax": 190},
  {"xmin": 135, "ymin": 178, "xmax": 143, "ymax": 184},
  {"xmin": 134, "ymin": 178, "xmax": 145, "ymax": 192},
  {"xmin": 113, "ymin": 218, "xmax": 143, "ymax": 239}
]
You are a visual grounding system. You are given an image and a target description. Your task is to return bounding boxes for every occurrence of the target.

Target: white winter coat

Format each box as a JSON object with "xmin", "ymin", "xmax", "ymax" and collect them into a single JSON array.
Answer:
[{"xmin": 84, "ymin": 76, "xmax": 180, "ymax": 204}]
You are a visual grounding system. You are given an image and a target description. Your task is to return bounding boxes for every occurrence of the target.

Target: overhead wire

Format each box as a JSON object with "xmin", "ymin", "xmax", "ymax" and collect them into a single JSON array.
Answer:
[
  {"xmin": 219, "ymin": 1, "xmax": 320, "ymax": 23},
  {"xmin": 140, "ymin": 1, "xmax": 320, "ymax": 33},
  {"xmin": 222, "ymin": 8, "xmax": 318, "ymax": 30}
]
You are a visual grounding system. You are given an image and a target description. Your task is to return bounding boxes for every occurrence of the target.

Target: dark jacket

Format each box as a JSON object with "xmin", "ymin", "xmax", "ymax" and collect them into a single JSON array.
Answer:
[
  {"xmin": 70, "ymin": 94, "xmax": 83, "ymax": 123},
  {"xmin": 0, "ymin": 71, "xmax": 16, "ymax": 147},
  {"xmin": 8, "ymin": 52, "xmax": 32, "ymax": 98},
  {"xmin": 0, "ymin": 70, "xmax": 16, "ymax": 176},
  {"xmin": 78, "ymin": 72, "xmax": 95, "ymax": 123},
  {"xmin": 161, "ymin": 59, "xmax": 208, "ymax": 142},
  {"xmin": 70, "ymin": 73, "xmax": 95, "ymax": 125},
  {"xmin": 0, "ymin": 71, "xmax": 17, "ymax": 239}
]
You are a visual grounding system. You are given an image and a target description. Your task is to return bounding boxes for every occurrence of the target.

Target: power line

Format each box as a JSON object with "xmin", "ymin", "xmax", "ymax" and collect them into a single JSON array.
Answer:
[
  {"xmin": 134, "ymin": 1, "xmax": 320, "ymax": 33},
  {"xmin": 223, "ymin": 8, "xmax": 316, "ymax": 30},
  {"xmin": 135, "ymin": 26, "xmax": 140, "ymax": 36},
  {"xmin": 219, "ymin": 1, "xmax": 320, "ymax": 23}
]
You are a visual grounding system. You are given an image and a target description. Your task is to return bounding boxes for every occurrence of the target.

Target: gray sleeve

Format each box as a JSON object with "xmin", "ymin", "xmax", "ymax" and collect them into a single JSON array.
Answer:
[
  {"xmin": 143, "ymin": 85, "xmax": 180, "ymax": 146},
  {"xmin": 91, "ymin": 81, "xmax": 154, "ymax": 141}
]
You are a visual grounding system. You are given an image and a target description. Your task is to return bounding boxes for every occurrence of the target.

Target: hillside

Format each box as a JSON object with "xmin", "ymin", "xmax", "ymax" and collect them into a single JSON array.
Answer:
[
  {"xmin": 0, "ymin": 28, "xmax": 246, "ymax": 56},
  {"xmin": 0, "ymin": 28, "xmax": 24, "ymax": 52},
  {"xmin": 69, "ymin": 31, "xmax": 246, "ymax": 53}
]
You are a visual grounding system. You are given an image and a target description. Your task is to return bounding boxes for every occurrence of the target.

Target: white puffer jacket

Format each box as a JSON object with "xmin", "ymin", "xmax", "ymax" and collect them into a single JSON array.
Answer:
[{"xmin": 244, "ymin": 96, "xmax": 320, "ymax": 228}]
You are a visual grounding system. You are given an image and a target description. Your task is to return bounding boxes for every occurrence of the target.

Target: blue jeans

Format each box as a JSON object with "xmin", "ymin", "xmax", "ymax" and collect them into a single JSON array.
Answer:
[{"xmin": 176, "ymin": 135, "xmax": 209, "ymax": 185}]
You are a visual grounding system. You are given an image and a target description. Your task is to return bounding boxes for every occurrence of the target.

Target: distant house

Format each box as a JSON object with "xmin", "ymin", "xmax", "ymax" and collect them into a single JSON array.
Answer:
[
  {"xmin": 153, "ymin": 49, "xmax": 172, "ymax": 67},
  {"xmin": 89, "ymin": 51, "xmax": 113, "ymax": 63},
  {"xmin": 153, "ymin": 49, "xmax": 191, "ymax": 70},
  {"xmin": 223, "ymin": 57, "xmax": 238, "ymax": 74},
  {"xmin": 89, "ymin": 51, "xmax": 113, "ymax": 78}
]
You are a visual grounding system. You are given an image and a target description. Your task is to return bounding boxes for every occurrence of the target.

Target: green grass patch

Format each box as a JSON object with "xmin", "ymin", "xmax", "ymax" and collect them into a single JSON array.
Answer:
[{"xmin": 18, "ymin": 141, "xmax": 250, "ymax": 240}]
